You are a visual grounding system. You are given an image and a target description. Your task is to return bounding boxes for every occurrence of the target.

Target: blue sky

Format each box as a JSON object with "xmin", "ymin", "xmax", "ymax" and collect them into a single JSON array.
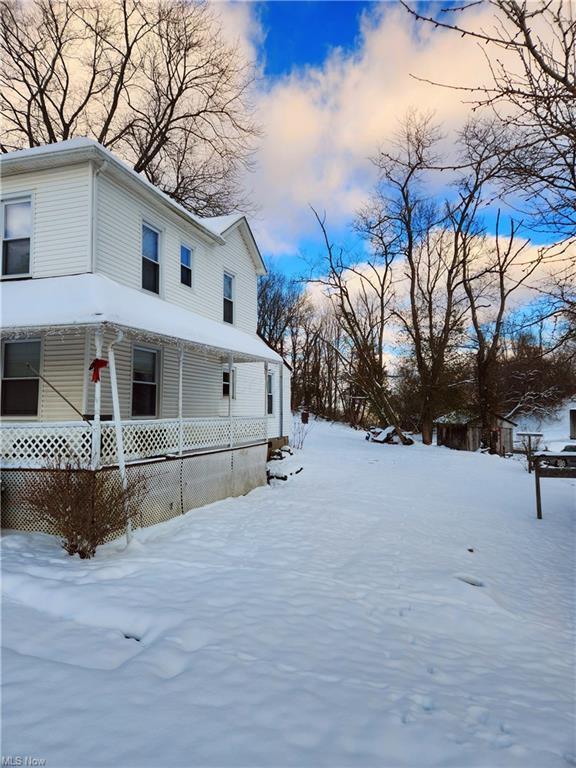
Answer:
[
  {"xmin": 258, "ymin": 1, "xmax": 374, "ymax": 78},
  {"xmin": 226, "ymin": 1, "xmax": 563, "ymax": 279}
]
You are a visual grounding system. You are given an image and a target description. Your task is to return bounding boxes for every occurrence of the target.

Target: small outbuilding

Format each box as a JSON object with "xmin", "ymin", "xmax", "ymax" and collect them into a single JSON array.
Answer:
[{"xmin": 435, "ymin": 412, "xmax": 517, "ymax": 456}]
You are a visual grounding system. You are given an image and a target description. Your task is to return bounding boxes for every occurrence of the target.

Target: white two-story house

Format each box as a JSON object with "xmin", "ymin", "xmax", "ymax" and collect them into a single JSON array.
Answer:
[{"xmin": 0, "ymin": 138, "xmax": 290, "ymax": 532}]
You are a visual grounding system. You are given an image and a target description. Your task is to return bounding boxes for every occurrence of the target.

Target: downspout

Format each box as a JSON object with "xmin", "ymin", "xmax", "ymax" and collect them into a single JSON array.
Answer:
[
  {"xmin": 178, "ymin": 345, "xmax": 184, "ymax": 455},
  {"xmin": 228, "ymin": 352, "xmax": 234, "ymax": 447},
  {"xmin": 107, "ymin": 330, "xmax": 131, "ymax": 546},
  {"xmin": 91, "ymin": 328, "xmax": 104, "ymax": 469}
]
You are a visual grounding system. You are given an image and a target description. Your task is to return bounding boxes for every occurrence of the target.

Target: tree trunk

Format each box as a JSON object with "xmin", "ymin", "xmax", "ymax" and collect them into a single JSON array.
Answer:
[{"xmin": 421, "ymin": 413, "xmax": 434, "ymax": 445}]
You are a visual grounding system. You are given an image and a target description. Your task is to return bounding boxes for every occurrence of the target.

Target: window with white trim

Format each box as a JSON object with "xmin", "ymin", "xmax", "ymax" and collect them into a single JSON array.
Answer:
[
  {"xmin": 267, "ymin": 371, "xmax": 274, "ymax": 415},
  {"xmin": 222, "ymin": 366, "xmax": 236, "ymax": 399},
  {"xmin": 180, "ymin": 244, "xmax": 193, "ymax": 287},
  {"xmin": 223, "ymin": 272, "xmax": 234, "ymax": 324},
  {"xmin": 142, "ymin": 223, "xmax": 160, "ymax": 294},
  {"xmin": 1, "ymin": 339, "xmax": 40, "ymax": 416},
  {"xmin": 2, "ymin": 199, "xmax": 31, "ymax": 277},
  {"xmin": 132, "ymin": 347, "xmax": 158, "ymax": 417}
]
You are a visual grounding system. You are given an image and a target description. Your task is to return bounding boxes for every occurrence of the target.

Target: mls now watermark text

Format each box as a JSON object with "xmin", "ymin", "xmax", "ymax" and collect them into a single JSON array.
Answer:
[{"xmin": 2, "ymin": 757, "xmax": 46, "ymax": 766}]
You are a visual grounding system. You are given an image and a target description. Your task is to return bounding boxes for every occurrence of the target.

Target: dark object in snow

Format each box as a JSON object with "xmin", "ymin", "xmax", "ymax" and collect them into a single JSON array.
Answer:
[
  {"xmin": 301, "ymin": 411, "xmax": 309, "ymax": 424},
  {"xmin": 548, "ymin": 445, "xmax": 576, "ymax": 469},
  {"xmin": 455, "ymin": 575, "xmax": 485, "ymax": 587},
  {"xmin": 267, "ymin": 466, "xmax": 303, "ymax": 483},
  {"xmin": 467, "ymin": 548, "xmax": 474, "ymax": 553},
  {"xmin": 366, "ymin": 426, "xmax": 414, "ymax": 446},
  {"xmin": 123, "ymin": 633, "xmax": 141, "ymax": 642}
]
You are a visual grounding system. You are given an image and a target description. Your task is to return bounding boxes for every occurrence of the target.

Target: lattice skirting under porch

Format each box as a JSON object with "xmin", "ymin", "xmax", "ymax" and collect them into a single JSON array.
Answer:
[{"xmin": 0, "ymin": 443, "xmax": 267, "ymax": 534}]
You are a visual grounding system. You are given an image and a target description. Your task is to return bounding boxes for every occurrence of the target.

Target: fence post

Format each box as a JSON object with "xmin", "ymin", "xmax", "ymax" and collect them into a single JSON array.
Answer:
[{"xmin": 535, "ymin": 458, "xmax": 543, "ymax": 520}]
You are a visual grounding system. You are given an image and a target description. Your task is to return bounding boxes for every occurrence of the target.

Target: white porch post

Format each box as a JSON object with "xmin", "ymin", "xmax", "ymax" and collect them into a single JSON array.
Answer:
[
  {"xmin": 279, "ymin": 362, "xmax": 284, "ymax": 438},
  {"xmin": 91, "ymin": 328, "xmax": 103, "ymax": 469},
  {"xmin": 108, "ymin": 330, "xmax": 131, "ymax": 545},
  {"xmin": 228, "ymin": 352, "xmax": 234, "ymax": 447},
  {"xmin": 178, "ymin": 345, "xmax": 184, "ymax": 455},
  {"xmin": 264, "ymin": 362, "xmax": 269, "ymax": 440}
]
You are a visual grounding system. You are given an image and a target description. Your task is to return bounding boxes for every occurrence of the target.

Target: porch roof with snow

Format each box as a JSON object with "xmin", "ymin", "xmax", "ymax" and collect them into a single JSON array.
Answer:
[{"xmin": 0, "ymin": 274, "xmax": 281, "ymax": 363}]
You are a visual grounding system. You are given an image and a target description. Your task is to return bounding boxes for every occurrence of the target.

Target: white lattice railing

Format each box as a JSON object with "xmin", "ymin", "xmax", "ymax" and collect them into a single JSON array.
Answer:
[
  {"xmin": 1, "ymin": 417, "xmax": 268, "ymax": 469},
  {"xmin": 0, "ymin": 422, "xmax": 92, "ymax": 469}
]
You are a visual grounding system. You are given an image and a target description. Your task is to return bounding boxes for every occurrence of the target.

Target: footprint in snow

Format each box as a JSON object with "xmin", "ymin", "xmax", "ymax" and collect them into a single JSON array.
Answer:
[{"xmin": 455, "ymin": 574, "xmax": 485, "ymax": 587}]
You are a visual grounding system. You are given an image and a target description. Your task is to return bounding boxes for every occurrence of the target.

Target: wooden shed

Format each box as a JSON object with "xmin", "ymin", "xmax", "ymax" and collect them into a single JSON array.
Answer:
[{"xmin": 435, "ymin": 412, "xmax": 517, "ymax": 456}]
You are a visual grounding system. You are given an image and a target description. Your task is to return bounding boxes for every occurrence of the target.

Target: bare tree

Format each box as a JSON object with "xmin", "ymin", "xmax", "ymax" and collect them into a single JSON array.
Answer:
[
  {"xmin": 0, "ymin": 0, "xmax": 259, "ymax": 214},
  {"xmin": 257, "ymin": 269, "xmax": 307, "ymax": 357},
  {"xmin": 357, "ymin": 113, "xmax": 472, "ymax": 443},
  {"xmin": 311, "ymin": 209, "xmax": 413, "ymax": 444},
  {"xmin": 403, "ymin": 0, "xmax": 576, "ymax": 239}
]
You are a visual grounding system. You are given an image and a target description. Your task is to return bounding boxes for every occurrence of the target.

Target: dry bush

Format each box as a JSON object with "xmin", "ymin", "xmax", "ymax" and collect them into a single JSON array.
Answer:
[
  {"xmin": 292, "ymin": 414, "xmax": 312, "ymax": 450},
  {"xmin": 23, "ymin": 458, "xmax": 145, "ymax": 559}
]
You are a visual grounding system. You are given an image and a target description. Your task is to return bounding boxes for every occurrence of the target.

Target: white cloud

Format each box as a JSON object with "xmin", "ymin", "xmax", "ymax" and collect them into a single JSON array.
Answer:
[
  {"xmin": 228, "ymin": 2, "xmax": 499, "ymax": 256},
  {"xmin": 213, "ymin": 2, "xmax": 565, "ymax": 269}
]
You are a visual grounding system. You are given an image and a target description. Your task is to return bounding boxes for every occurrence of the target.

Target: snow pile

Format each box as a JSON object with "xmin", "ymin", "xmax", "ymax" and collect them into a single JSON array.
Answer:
[{"xmin": 2, "ymin": 421, "xmax": 574, "ymax": 767}]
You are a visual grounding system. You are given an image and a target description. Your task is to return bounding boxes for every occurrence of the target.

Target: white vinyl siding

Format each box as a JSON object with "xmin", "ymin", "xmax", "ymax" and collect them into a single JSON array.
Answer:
[
  {"xmin": 17, "ymin": 332, "xmax": 284, "ymax": 439},
  {"xmin": 282, "ymin": 365, "xmax": 292, "ymax": 440},
  {"xmin": 266, "ymin": 364, "xmax": 281, "ymax": 438},
  {"xmin": 0, "ymin": 164, "xmax": 91, "ymax": 278},
  {"xmin": 95, "ymin": 174, "xmax": 258, "ymax": 334},
  {"xmin": 182, "ymin": 351, "xmax": 223, "ymax": 418},
  {"xmin": 220, "ymin": 227, "xmax": 258, "ymax": 333},
  {"xmin": 40, "ymin": 334, "xmax": 86, "ymax": 421}
]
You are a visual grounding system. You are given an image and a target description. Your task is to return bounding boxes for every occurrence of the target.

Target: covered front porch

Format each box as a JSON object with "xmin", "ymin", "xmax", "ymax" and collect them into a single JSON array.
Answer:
[{"xmin": 1, "ymin": 274, "xmax": 286, "ymax": 473}]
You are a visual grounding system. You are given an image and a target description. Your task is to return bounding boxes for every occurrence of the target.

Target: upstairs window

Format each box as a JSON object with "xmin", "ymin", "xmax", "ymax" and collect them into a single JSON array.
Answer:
[
  {"xmin": 267, "ymin": 371, "xmax": 274, "ymax": 415},
  {"xmin": 2, "ymin": 199, "xmax": 31, "ymax": 277},
  {"xmin": 180, "ymin": 245, "xmax": 192, "ymax": 287},
  {"xmin": 132, "ymin": 347, "xmax": 158, "ymax": 417},
  {"xmin": 1, "ymin": 339, "xmax": 40, "ymax": 416},
  {"xmin": 223, "ymin": 272, "xmax": 234, "ymax": 324},
  {"xmin": 222, "ymin": 366, "xmax": 235, "ymax": 399},
  {"xmin": 142, "ymin": 224, "xmax": 159, "ymax": 294}
]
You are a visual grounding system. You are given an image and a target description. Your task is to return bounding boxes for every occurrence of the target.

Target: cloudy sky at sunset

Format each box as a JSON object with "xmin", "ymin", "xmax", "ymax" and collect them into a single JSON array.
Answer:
[{"xmin": 215, "ymin": 0, "xmax": 504, "ymax": 275}]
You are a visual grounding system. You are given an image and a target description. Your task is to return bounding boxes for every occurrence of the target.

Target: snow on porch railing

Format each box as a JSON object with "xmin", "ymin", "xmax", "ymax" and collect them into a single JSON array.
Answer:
[{"xmin": 1, "ymin": 417, "xmax": 268, "ymax": 469}]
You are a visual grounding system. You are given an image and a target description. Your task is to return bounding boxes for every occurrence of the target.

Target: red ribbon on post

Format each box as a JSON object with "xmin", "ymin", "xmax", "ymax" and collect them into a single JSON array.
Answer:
[{"xmin": 89, "ymin": 358, "xmax": 108, "ymax": 383}]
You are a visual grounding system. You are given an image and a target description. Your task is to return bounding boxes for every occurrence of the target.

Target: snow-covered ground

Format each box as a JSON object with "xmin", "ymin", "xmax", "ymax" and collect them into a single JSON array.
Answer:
[{"xmin": 2, "ymin": 421, "xmax": 575, "ymax": 768}]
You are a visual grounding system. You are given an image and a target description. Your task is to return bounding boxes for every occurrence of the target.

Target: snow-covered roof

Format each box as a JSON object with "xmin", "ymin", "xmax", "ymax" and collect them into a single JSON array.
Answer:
[
  {"xmin": 435, "ymin": 411, "xmax": 517, "ymax": 427},
  {"xmin": 0, "ymin": 139, "xmax": 267, "ymax": 274},
  {"xmin": 201, "ymin": 214, "xmax": 245, "ymax": 236},
  {"xmin": 434, "ymin": 412, "xmax": 474, "ymax": 425},
  {"xmin": 0, "ymin": 274, "xmax": 281, "ymax": 363}
]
